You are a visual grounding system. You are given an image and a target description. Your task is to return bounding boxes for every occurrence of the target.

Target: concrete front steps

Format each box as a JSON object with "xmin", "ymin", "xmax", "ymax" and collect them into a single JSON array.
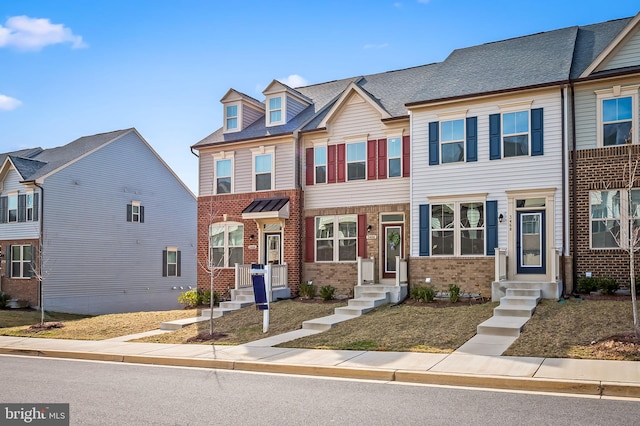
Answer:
[
  {"xmin": 455, "ymin": 288, "xmax": 541, "ymax": 356},
  {"xmin": 160, "ymin": 289, "xmax": 255, "ymax": 330},
  {"xmin": 301, "ymin": 288, "xmax": 391, "ymax": 331}
]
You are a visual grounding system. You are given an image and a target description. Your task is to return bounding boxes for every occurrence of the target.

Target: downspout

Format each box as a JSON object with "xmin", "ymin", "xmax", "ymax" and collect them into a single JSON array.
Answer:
[
  {"xmin": 561, "ymin": 86, "xmax": 568, "ymax": 297},
  {"xmin": 570, "ymin": 82, "xmax": 578, "ymax": 294},
  {"xmin": 33, "ymin": 181, "xmax": 44, "ymax": 308}
]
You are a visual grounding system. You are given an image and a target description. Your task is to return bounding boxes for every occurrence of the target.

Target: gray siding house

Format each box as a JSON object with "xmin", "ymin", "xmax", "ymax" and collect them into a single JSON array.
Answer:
[{"xmin": 0, "ymin": 128, "xmax": 196, "ymax": 314}]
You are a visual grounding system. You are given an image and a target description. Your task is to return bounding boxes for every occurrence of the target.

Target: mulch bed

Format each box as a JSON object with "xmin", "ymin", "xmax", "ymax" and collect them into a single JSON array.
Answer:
[
  {"xmin": 26, "ymin": 322, "xmax": 64, "ymax": 332},
  {"xmin": 293, "ymin": 297, "xmax": 346, "ymax": 304},
  {"xmin": 186, "ymin": 331, "xmax": 228, "ymax": 342},
  {"xmin": 402, "ymin": 297, "xmax": 488, "ymax": 308}
]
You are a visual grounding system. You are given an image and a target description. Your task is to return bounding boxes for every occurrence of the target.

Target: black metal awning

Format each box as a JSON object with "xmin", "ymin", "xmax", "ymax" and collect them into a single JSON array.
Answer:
[{"xmin": 242, "ymin": 197, "xmax": 290, "ymax": 219}]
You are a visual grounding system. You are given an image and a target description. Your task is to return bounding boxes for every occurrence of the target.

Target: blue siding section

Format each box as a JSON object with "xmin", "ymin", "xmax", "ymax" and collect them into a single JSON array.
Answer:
[{"xmin": 41, "ymin": 131, "xmax": 197, "ymax": 314}]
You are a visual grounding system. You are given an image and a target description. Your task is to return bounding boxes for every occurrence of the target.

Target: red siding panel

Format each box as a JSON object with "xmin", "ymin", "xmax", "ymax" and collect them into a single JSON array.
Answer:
[
  {"xmin": 337, "ymin": 143, "xmax": 346, "ymax": 183},
  {"xmin": 377, "ymin": 138, "xmax": 387, "ymax": 180},
  {"xmin": 327, "ymin": 145, "xmax": 337, "ymax": 184},
  {"xmin": 367, "ymin": 140, "xmax": 377, "ymax": 180},
  {"xmin": 305, "ymin": 147, "xmax": 314, "ymax": 186},
  {"xmin": 402, "ymin": 135, "xmax": 410, "ymax": 177}
]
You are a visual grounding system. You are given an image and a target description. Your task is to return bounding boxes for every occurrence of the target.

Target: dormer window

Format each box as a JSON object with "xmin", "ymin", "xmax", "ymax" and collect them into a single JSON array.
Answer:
[
  {"xmin": 225, "ymin": 104, "xmax": 239, "ymax": 132},
  {"xmin": 267, "ymin": 96, "xmax": 284, "ymax": 126}
]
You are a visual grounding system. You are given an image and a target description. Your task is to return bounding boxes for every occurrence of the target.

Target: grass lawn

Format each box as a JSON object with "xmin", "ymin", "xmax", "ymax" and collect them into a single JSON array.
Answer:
[{"xmin": 1, "ymin": 297, "xmax": 638, "ymax": 360}]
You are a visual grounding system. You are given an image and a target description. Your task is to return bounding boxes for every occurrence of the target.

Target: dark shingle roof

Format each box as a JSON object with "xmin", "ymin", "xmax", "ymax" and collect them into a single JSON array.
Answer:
[{"xmin": 1, "ymin": 129, "xmax": 133, "ymax": 181}]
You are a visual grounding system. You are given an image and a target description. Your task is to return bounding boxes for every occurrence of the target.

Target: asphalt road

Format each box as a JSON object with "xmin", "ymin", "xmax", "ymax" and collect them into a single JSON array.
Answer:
[{"xmin": 1, "ymin": 355, "xmax": 639, "ymax": 425}]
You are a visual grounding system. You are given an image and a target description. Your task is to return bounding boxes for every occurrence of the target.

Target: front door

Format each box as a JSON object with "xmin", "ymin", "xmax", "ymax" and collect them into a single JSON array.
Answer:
[
  {"xmin": 265, "ymin": 234, "xmax": 281, "ymax": 265},
  {"xmin": 383, "ymin": 224, "xmax": 402, "ymax": 278},
  {"xmin": 516, "ymin": 210, "xmax": 545, "ymax": 274}
]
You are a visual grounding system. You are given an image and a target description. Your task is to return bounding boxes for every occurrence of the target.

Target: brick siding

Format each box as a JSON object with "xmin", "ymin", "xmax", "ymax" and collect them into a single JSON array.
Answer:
[
  {"xmin": 0, "ymin": 239, "xmax": 39, "ymax": 305},
  {"xmin": 408, "ymin": 256, "xmax": 494, "ymax": 298}
]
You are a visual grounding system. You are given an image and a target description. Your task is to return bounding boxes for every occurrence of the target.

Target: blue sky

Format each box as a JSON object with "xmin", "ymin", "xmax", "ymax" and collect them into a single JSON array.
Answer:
[{"xmin": 1, "ymin": 1, "xmax": 638, "ymax": 194}]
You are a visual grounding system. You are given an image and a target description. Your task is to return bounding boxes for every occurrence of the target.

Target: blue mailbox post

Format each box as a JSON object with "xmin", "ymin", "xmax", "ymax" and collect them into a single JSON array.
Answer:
[{"xmin": 251, "ymin": 263, "xmax": 271, "ymax": 333}]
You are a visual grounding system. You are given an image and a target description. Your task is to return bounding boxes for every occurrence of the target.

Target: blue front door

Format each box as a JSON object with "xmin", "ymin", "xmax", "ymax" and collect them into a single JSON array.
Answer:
[{"xmin": 516, "ymin": 210, "xmax": 545, "ymax": 274}]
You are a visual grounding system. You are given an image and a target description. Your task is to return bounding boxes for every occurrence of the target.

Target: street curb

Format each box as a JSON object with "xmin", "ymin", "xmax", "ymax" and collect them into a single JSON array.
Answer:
[
  {"xmin": 122, "ymin": 355, "xmax": 235, "ymax": 370},
  {"xmin": 233, "ymin": 360, "xmax": 396, "ymax": 381},
  {"xmin": 601, "ymin": 381, "xmax": 640, "ymax": 398},
  {"xmin": 394, "ymin": 371, "xmax": 602, "ymax": 395}
]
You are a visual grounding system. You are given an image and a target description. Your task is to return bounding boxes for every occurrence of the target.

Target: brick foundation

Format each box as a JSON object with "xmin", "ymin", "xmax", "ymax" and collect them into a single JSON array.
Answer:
[
  {"xmin": 0, "ymin": 240, "xmax": 39, "ymax": 306},
  {"xmin": 408, "ymin": 256, "xmax": 494, "ymax": 299}
]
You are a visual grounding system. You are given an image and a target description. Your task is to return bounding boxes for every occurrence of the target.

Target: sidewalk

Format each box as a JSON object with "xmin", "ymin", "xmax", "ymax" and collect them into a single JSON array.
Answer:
[{"xmin": 1, "ymin": 335, "xmax": 639, "ymax": 399}]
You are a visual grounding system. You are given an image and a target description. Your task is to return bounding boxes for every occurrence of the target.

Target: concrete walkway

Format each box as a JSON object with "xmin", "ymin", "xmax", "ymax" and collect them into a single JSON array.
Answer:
[{"xmin": 1, "ymin": 335, "xmax": 639, "ymax": 399}]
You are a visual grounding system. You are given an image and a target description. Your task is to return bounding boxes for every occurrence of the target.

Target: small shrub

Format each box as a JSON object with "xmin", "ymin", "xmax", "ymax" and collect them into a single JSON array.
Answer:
[
  {"xmin": 410, "ymin": 285, "xmax": 436, "ymax": 303},
  {"xmin": 598, "ymin": 277, "xmax": 619, "ymax": 295},
  {"xmin": 577, "ymin": 277, "xmax": 599, "ymax": 294},
  {"xmin": 178, "ymin": 289, "xmax": 201, "ymax": 308},
  {"xmin": 448, "ymin": 284, "xmax": 461, "ymax": 303},
  {"xmin": 0, "ymin": 291, "xmax": 10, "ymax": 309},
  {"xmin": 319, "ymin": 285, "xmax": 336, "ymax": 301},
  {"xmin": 200, "ymin": 290, "xmax": 220, "ymax": 306},
  {"xmin": 298, "ymin": 281, "xmax": 316, "ymax": 299}
]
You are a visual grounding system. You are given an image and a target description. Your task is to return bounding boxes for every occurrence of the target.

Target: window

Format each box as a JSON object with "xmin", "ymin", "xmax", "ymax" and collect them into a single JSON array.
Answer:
[
  {"xmin": 8, "ymin": 193, "xmax": 17, "ymax": 222},
  {"xmin": 11, "ymin": 245, "xmax": 33, "ymax": 278},
  {"xmin": 441, "ymin": 120, "xmax": 465, "ymax": 163},
  {"xmin": 225, "ymin": 104, "xmax": 238, "ymax": 131},
  {"xmin": 431, "ymin": 202, "xmax": 485, "ymax": 256},
  {"xmin": 590, "ymin": 190, "xmax": 640, "ymax": 249},
  {"xmin": 315, "ymin": 215, "xmax": 357, "ymax": 262},
  {"xmin": 163, "ymin": 247, "xmax": 181, "ymax": 277},
  {"xmin": 315, "ymin": 146, "xmax": 327, "ymax": 184},
  {"xmin": 503, "ymin": 111, "xmax": 529, "ymax": 157},
  {"xmin": 387, "ymin": 137, "xmax": 402, "ymax": 177},
  {"xmin": 596, "ymin": 86, "xmax": 638, "ymax": 147},
  {"xmin": 268, "ymin": 96, "xmax": 283, "ymax": 125},
  {"xmin": 26, "ymin": 193, "xmax": 34, "ymax": 221},
  {"xmin": 216, "ymin": 159, "xmax": 232, "ymax": 194},
  {"xmin": 209, "ymin": 223, "xmax": 244, "ymax": 267},
  {"xmin": 127, "ymin": 201, "xmax": 144, "ymax": 223},
  {"xmin": 346, "ymin": 142, "xmax": 366, "ymax": 181},
  {"xmin": 255, "ymin": 154, "xmax": 272, "ymax": 191}
]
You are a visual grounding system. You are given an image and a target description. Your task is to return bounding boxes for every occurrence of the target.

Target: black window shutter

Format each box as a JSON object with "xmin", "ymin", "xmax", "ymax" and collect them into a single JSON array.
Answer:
[
  {"xmin": 419, "ymin": 204, "xmax": 430, "ymax": 256},
  {"xmin": 428, "ymin": 121, "xmax": 439, "ymax": 165},
  {"xmin": 140, "ymin": 206, "xmax": 145, "ymax": 223},
  {"xmin": 28, "ymin": 245, "xmax": 35, "ymax": 278},
  {"xmin": 33, "ymin": 193, "xmax": 39, "ymax": 222},
  {"xmin": 486, "ymin": 201, "xmax": 498, "ymax": 256},
  {"xmin": 162, "ymin": 250, "xmax": 167, "ymax": 277},
  {"xmin": 531, "ymin": 108, "xmax": 544, "ymax": 156},
  {"xmin": 489, "ymin": 114, "xmax": 501, "ymax": 160},
  {"xmin": 466, "ymin": 116, "xmax": 478, "ymax": 162},
  {"xmin": 126, "ymin": 204, "xmax": 132, "ymax": 222},
  {"xmin": 176, "ymin": 251, "xmax": 181, "ymax": 277},
  {"xmin": 0, "ymin": 197, "xmax": 7, "ymax": 223},
  {"xmin": 18, "ymin": 194, "xmax": 26, "ymax": 222},
  {"xmin": 6, "ymin": 244, "xmax": 11, "ymax": 277}
]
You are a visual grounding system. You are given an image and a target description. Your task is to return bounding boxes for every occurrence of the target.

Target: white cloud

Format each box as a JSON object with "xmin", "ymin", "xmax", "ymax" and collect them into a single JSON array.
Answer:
[
  {"xmin": 364, "ymin": 43, "xmax": 390, "ymax": 49},
  {"xmin": 417, "ymin": 0, "xmax": 430, "ymax": 3},
  {"xmin": 0, "ymin": 94, "xmax": 22, "ymax": 111},
  {"xmin": 393, "ymin": 2, "xmax": 403, "ymax": 8},
  {"xmin": 0, "ymin": 15, "xmax": 87, "ymax": 51},
  {"xmin": 279, "ymin": 74, "xmax": 308, "ymax": 88}
]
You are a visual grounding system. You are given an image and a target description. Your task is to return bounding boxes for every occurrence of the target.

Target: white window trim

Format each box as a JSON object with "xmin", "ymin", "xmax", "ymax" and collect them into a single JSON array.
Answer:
[
  {"xmin": 314, "ymin": 215, "xmax": 358, "ymax": 263},
  {"xmin": 501, "ymin": 110, "xmax": 530, "ymax": 158},
  {"xmin": 11, "ymin": 244, "xmax": 32, "ymax": 279},
  {"xmin": 346, "ymin": 141, "xmax": 366, "ymax": 181},
  {"xmin": 266, "ymin": 95, "xmax": 286, "ymax": 127},
  {"xmin": 595, "ymin": 85, "xmax": 639, "ymax": 148},
  {"xmin": 589, "ymin": 189, "xmax": 639, "ymax": 250},
  {"xmin": 314, "ymin": 144, "xmax": 327, "ymax": 184},
  {"xmin": 430, "ymin": 198, "xmax": 487, "ymax": 257},
  {"xmin": 224, "ymin": 102, "xmax": 241, "ymax": 133},
  {"xmin": 212, "ymin": 151, "xmax": 235, "ymax": 194},
  {"xmin": 25, "ymin": 189, "xmax": 34, "ymax": 222},
  {"xmin": 165, "ymin": 246, "xmax": 178, "ymax": 277},
  {"xmin": 7, "ymin": 191, "xmax": 18, "ymax": 223},
  {"xmin": 209, "ymin": 222, "xmax": 244, "ymax": 268},
  {"xmin": 131, "ymin": 200, "xmax": 141, "ymax": 223},
  {"xmin": 251, "ymin": 146, "xmax": 275, "ymax": 192},
  {"xmin": 387, "ymin": 136, "xmax": 403, "ymax": 178},
  {"xmin": 439, "ymin": 119, "xmax": 466, "ymax": 164}
]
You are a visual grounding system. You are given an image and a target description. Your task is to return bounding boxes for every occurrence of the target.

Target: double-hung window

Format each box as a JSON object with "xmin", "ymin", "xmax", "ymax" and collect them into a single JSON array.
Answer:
[
  {"xmin": 225, "ymin": 104, "xmax": 239, "ymax": 132},
  {"xmin": 346, "ymin": 142, "xmax": 366, "ymax": 181},
  {"xmin": 268, "ymin": 96, "xmax": 283, "ymax": 125},
  {"xmin": 26, "ymin": 192, "xmax": 34, "ymax": 221},
  {"xmin": 431, "ymin": 201, "xmax": 485, "ymax": 256},
  {"xmin": 7, "ymin": 193, "xmax": 17, "ymax": 222},
  {"xmin": 503, "ymin": 111, "xmax": 529, "ymax": 157},
  {"xmin": 441, "ymin": 120, "xmax": 465, "ymax": 163},
  {"xmin": 315, "ymin": 146, "xmax": 327, "ymax": 184},
  {"xmin": 11, "ymin": 245, "xmax": 33, "ymax": 278},
  {"xmin": 596, "ymin": 86, "xmax": 638, "ymax": 147},
  {"xmin": 387, "ymin": 137, "xmax": 402, "ymax": 177},
  {"xmin": 315, "ymin": 215, "xmax": 357, "ymax": 262},
  {"xmin": 216, "ymin": 159, "xmax": 232, "ymax": 194},
  {"xmin": 590, "ymin": 189, "xmax": 640, "ymax": 249},
  {"xmin": 252, "ymin": 146, "xmax": 274, "ymax": 191},
  {"xmin": 209, "ymin": 222, "xmax": 244, "ymax": 267},
  {"xmin": 127, "ymin": 201, "xmax": 144, "ymax": 223},
  {"xmin": 163, "ymin": 247, "xmax": 181, "ymax": 277}
]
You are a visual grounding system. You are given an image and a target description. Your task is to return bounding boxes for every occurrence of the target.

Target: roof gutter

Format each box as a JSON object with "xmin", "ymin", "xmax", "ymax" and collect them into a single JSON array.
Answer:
[{"xmin": 191, "ymin": 131, "xmax": 295, "ymax": 151}]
